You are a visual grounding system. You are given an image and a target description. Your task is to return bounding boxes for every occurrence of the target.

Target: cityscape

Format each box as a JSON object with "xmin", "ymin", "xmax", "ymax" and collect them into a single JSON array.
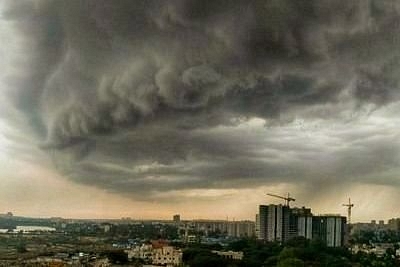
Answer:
[
  {"xmin": 2, "ymin": 0, "xmax": 400, "ymax": 266},
  {"xmin": 1, "ymin": 195, "xmax": 400, "ymax": 266}
]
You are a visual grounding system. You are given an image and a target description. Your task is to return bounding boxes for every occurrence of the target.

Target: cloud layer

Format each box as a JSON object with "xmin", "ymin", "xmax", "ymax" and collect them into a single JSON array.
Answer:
[{"xmin": 2, "ymin": 0, "xmax": 400, "ymax": 202}]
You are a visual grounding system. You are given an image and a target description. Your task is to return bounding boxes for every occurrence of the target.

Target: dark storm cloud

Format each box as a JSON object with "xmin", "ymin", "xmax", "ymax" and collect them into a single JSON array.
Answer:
[{"xmin": 3, "ymin": 0, "xmax": 400, "ymax": 199}]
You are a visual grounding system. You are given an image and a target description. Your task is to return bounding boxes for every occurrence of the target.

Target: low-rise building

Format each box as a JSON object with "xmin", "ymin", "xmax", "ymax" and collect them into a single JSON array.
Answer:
[
  {"xmin": 126, "ymin": 242, "xmax": 182, "ymax": 267},
  {"xmin": 152, "ymin": 245, "xmax": 182, "ymax": 266},
  {"xmin": 126, "ymin": 244, "xmax": 153, "ymax": 261},
  {"xmin": 212, "ymin": 250, "xmax": 244, "ymax": 260}
]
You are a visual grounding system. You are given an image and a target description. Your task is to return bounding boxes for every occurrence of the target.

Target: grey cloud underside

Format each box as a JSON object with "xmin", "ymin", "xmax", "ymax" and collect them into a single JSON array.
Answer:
[{"xmin": 3, "ymin": 0, "xmax": 400, "ymax": 199}]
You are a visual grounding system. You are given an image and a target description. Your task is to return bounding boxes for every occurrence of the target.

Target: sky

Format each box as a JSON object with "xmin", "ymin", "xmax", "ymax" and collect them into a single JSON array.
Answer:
[{"xmin": 1, "ymin": 1, "xmax": 400, "ymax": 222}]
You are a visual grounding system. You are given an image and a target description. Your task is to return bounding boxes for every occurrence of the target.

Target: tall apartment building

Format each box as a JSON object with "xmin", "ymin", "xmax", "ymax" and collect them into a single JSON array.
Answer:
[
  {"xmin": 173, "ymin": 214, "xmax": 180, "ymax": 225},
  {"xmin": 192, "ymin": 220, "xmax": 228, "ymax": 235},
  {"xmin": 258, "ymin": 204, "xmax": 292, "ymax": 242},
  {"xmin": 191, "ymin": 220, "xmax": 255, "ymax": 238},
  {"xmin": 297, "ymin": 216, "xmax": 313, "ymax": 240},
  {"xmin": 227, "ymin": 221, "xmax": 255, "ymax": 238},
  {"xmin": 255, "ymin": 214, "xmax": 260, "ymax": 238},
  {"xmin": 312, "ymin": 215, "xmax": 346, "ymax": 247},
  {"xmin": 292, "ymin": 207, "xmax": 313, "ymax": 240},
  {"xmin": 257, "ymin": 205, "xmax": 346, "ymax": 247},
  {"xmin": 388, "ymin": 218, "xmax": 400, "ymax": 231},
  {"xmin": 258, "ymin": 205, "xmax": 268, "ymax": 240}
]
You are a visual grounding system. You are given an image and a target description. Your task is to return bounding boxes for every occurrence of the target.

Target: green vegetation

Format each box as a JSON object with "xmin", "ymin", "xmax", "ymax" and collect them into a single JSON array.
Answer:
[
  {"xmin": 352, "ymin": 229, "xmax": 400, "ymax": 244},
  {"xmin": 2, "ymin": 216, "xmax": 400, "ymax": 266},
  {"xmin": 102, "ymin": 250, "xmax": 129, "ymax": 265},
  {"xmin": 183, "ymin": 247, "xmax": 239, "ymax": 267},
  {"xmin": 15, "ymin": 241, "xmax": 27, "ymax": 253},
  {"xmin": 182, "ymin": 237, "xmax": 400, "ymax": 267}
]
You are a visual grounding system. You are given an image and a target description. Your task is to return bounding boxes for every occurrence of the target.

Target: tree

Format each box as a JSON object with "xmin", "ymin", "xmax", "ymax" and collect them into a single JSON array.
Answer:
[
  {"xmin": 16, "ymin": 242, "xmax": 27, "ymax": 253},
  {"xmin": 277, "ymin": 247, "xmax": 305, "ymax": 267},
  {"xmin": 103, "ymin": 250, "xmax": 128, "ymax": 264},
  {"xmin": 264, "ymin": 256, "xmax": 278, "ymax": 266},
  {"xmin": 190, "ymin": 254, "xmax": 227, "ymax": 267},
  {"xmin": 278, "ymin": 258, "xmax": 305, "ymax": 267},
  {"xmin": 278, "ymin": 247, "xmax": 299, "ymax": 261}
]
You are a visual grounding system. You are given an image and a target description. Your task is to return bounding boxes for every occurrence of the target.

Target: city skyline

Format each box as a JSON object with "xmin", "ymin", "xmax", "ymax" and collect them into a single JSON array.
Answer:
[
  {"xmin": 0, "ymin": 193, "xmax": 394, "ymax": 224},
  {"xmin": 1, "ymin": 1, "xmax": 400, "ymax": 222}
]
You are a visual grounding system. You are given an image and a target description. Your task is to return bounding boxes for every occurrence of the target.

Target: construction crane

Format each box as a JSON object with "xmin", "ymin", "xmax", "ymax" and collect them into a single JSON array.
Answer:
[
  {"xmin": 343, "ymin": 198, "xmax": 354, "ymax": 224},
  {"xmin": 266, "ymin": 193, "xmax": 295, "ymax": 207}
]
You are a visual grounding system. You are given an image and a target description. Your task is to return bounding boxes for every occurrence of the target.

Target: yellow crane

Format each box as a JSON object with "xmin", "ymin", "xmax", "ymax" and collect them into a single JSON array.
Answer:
[
  {"xmin": 266, "ymin": 193, "xmax": 295, "ymax": 207},
  {"xmin": 343, "ymin": 198, "xmax": 354, "ymax": 224}
]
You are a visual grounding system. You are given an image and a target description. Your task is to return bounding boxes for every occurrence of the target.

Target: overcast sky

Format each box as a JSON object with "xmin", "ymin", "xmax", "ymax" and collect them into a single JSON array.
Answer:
[{"xmin": 1, "ymin": 0, "xmax": 400, "ymax": 222}]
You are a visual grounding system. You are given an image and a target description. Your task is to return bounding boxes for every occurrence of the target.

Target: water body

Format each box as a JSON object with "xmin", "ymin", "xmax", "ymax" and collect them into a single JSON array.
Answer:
[{"xmin": 15, "ymin": 226, "xmax": 56, "ymax": 232}]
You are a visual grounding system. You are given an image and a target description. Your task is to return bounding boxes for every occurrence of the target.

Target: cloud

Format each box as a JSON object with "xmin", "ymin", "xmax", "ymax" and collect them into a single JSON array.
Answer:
[{"xmin": 2, "ymin": 0, "xmax": 400, "ymax": 202}]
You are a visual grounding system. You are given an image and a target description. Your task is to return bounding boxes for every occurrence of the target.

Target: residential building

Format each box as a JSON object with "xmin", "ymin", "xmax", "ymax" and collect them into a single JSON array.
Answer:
[
  {"xmin": 313, "ymin": 215, "xmax": 346, "ymax": 247},
  {"xmin": 190, "ymin": 219, "xmax": 255, "ymax": 238},
  {"xmin": 173, "ymin": 214, "xmax": 180, "ymax": 225},
  {"xmin": 126, "ymin": 242, "xmax": 182, "ymax": 267},
  {"xmin": 257, "ymin": 204, "xmax": 292, "ymax": 242},
  {"xmin": 227, "ymin": 221, "xmax": 255, "ymax": 238},
  {"xmin": 292, "ymin": 207, "xmax": 313, "ymax": 240},
  {"xmin": 257, "ymin": 204, "xmax": 347, "ymax": 247},
  {"xmin": 255, "ymin": 214, "xmax": 260, "ymax": 239},
  {"xmin": 297, "ymin": 216, "xmax": 313, "ymax": 240},
  {"xmin": 388, "ymin": 218, "xmax": 400, "ymax": 231},
  {"xmin": 212, "ymin": 250, "xmax": 244, "ymax": 260},
  {"xmin": 152, "ymin": 246, "xmax": 182, "ymax": 266}
]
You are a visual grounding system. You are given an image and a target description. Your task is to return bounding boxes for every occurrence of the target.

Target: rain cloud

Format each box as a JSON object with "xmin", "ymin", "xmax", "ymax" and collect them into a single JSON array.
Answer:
[{"xmin": 2, "ymin": 0, "xmax": 400, "ymax": 201}]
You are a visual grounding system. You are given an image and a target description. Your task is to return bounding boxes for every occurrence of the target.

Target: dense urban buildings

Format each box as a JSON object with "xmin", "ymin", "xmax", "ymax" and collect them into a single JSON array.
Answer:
[
  {"xmin": 256, "ymin": 204, "xmax": 347, "ymax": 247},
  {"xmin": 126, "ymin": 241, "xmax": 183, "ymax": 266},
  {"xmin": 178, "ymin": 219, "xmax": 255, "ymax": 240},
  {"xmin": 3, "ymin": 212, "xmax": 400, "ymax": 265},
  {"xmin": 212, "ymin": 250, "xmax": 244, "ymax": 260},
  {"xmin": 227, "ymin": 221, "xmax": 255, "ymax": 238}
]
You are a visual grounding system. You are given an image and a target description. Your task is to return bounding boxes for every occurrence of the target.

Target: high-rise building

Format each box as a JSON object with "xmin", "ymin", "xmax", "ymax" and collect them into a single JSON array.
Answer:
[
  {"xmin": 255, "ymin": 214, "xmax": 260, "ymax": 239},
  {"xmin": 257, "ymin": 204, "xmax": 347, "ymax": 247},
  {"xmin": 291, "ymin": 207, "xmax": 313, "ymax": 240},
  {"xmin": 258, "ymin": 205, "xmax": 268, "ymax": 240},
  {"xmin": 173, "ymin": 214, "xmax": 180, "ymax": 225},
  {"xmin": 258, "ymin": 204, "xmax": 292, "ymax": 242},
  {"xmin": 388, "ymin": 218, "xmax": 400, "ymax": 231},
  {"xmin": 312, "ymin": 215, "xmax": 346, "ymax": 247},
  {"xmin": 297, "ymin": 216, "xmax": 313, "ymax": 240},
  {"xmin": 289, "ymin": 207, "xmax": 312, "ymax": 240},
  {"xmin": 192, "ymin": 220, "xmax": 227, "ymax": 235},
  {"xmin": 227, "ymin": 221, "xmax": 255, "ymax": 238}
]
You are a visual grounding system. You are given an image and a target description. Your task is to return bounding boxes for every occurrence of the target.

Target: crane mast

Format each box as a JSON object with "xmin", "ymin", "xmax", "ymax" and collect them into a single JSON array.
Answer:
[{"xmin": 342, "ymin": 198, "xmax": 354, "ymax": 224}]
